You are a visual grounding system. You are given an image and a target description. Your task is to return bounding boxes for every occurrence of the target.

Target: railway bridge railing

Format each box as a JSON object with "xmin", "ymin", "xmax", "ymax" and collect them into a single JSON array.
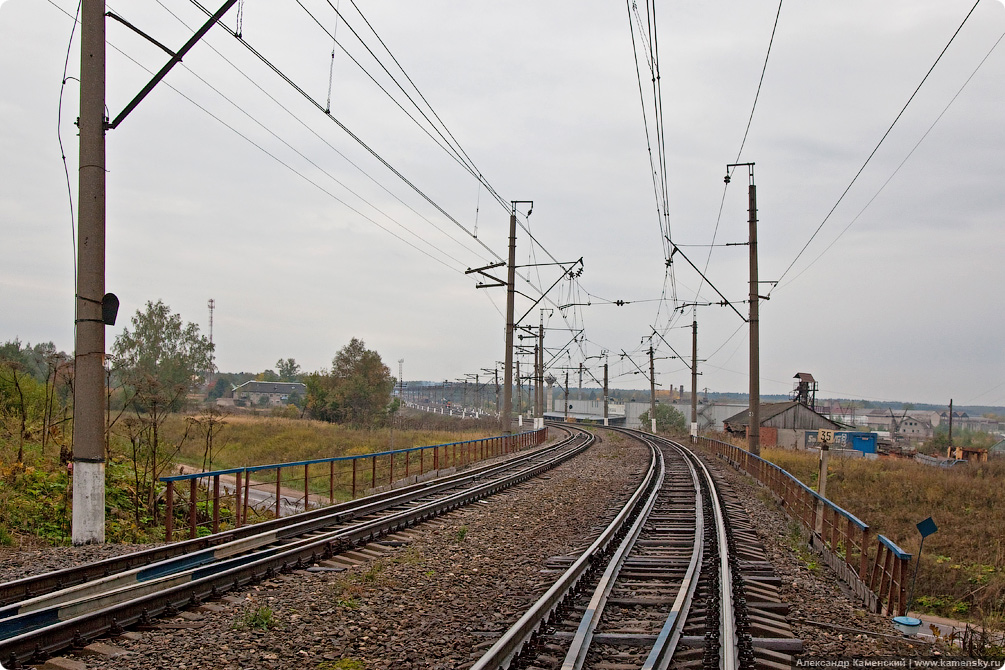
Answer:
[
  {"xmin": 696, "ymin": 435, "xmax": 912, "ymax": 617},
  {"xmin": 159, "ymin": 427, "xmax": 548, "ymax": 542}
]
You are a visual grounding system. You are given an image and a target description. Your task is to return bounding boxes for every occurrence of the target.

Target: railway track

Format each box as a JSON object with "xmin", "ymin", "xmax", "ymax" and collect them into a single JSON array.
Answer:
[
  {"xmin": 0, "ymin": 426, "xmax": 593, "ymax": 668},
  {"xmin": 472, "ymin": 427, "xmax": 800, "ymax": 670}
]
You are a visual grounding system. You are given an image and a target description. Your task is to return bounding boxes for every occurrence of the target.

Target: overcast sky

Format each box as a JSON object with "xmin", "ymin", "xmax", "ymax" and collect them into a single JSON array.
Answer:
[{"xmin": 1, "ymin": 0, "xmax": 1003, "ymax": 408}]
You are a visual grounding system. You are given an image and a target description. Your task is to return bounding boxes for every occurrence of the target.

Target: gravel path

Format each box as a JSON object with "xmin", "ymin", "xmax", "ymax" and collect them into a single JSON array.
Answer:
[{"xmin": 1, "ymin": 432, "xmax": 963, "ymax": 668}]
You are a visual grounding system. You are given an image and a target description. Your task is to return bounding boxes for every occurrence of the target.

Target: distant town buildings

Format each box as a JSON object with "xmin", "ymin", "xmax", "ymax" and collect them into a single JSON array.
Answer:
[{"xmin": 231, "ymin": 381, "xmax": 306, "ymax": 407}]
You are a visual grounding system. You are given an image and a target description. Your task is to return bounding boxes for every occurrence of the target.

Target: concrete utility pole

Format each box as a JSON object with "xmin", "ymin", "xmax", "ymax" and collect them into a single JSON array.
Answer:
[
  {"xmin": 515, "ymin": 360, "xmax": 521, "ymax": 417},
  {"xmin": 501, "ymin": 202, "xmax": 533, "ymax": 433},
  {"xmin": 748, "ymin": 171, "xmax": 761, "ymax": 455},
  {"xmin": 948, "ymin": 398, "xmax": 954, "ymax": 446},
  {"xmin": 537, "ymin": 309, "xmax": 548, "ymax": 420},
  {"xmin": 502, "ymin": 207, "xmax": 517, "ymax": 434},
  {"xmin": 533, "ymin": 345, "xmax": 540, "ymax": 417},
  {"xmin": 564, "ymin": 371, "xmax": 570, "ymax": 422},
  {"xmin": 603, "ymin": 363, "xmax": 609, "ymax": 426},
  {"xmin": 72, "ymin": 0, "xmax": 107, "ymax": 545},
  {"xmin": 648, "ymin": 345, "xmax": 657, "ymax": 433},
  {"xmin": 691, "ymin": 318, "xmax": 698, "ymax": 435}
]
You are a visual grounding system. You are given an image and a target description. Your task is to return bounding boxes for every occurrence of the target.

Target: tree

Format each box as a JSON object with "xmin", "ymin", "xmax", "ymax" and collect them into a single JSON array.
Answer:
[
  {"xmin": 639, "ymin": 403, "xmax": 687, "ymax": 434},
  {"xmin": 305, "ymin": 338, "xmax": 395, "ymax": 426},
  {"xmin": 0, "ymin": 339, "xmax": 69, "ymax": 464},
  {"xmin": 276, "ymin": 358, "xmax": 301, "ymax": 381},
  {"xmin": 208, "ymin": 376, "xmax": 232, "ymax": 400},
  {"xmin": 112, "ymin": 300, "xmax": 213, "ymax": 519}
]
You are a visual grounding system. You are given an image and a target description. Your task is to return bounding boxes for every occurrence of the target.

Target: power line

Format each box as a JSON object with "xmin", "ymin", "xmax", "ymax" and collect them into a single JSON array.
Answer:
[
  {"xmin": 153, "ymin": 0, "xmax": 497, "ymax": 267},
  {"xmin": 104, "ymin": 31, "xmax": 467, "ymax": 271},
  {"xmin": 188, "ymin": 0, "xmax": 568, "ymax": 304},
  {"xmin": 734, "ymin": 0, "xmax": 784, "ymax": 163},
  {"xmin": 777, "ymin": 25, "xmax": 1005, "ymax": 292},
  {"xmin": 342, "ymin": 0, "xmax": 508, "ymax": 211},
  {"xmin": 53, "ymin": 0, "xmax": 82, "ymax": 289},
  {"xmin": 698, "ymin": 1, "xmax": 784, "ymax": 302},
  {"xmin": 186, "ymin": 0, "xmax": 507, "ymax": 266},
  {"xmin": 770, "ymin": 0, "xmax": 983, "ymax": 293}
]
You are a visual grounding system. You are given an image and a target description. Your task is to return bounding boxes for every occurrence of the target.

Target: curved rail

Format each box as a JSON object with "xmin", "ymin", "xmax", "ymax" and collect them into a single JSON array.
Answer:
[
  {"xmin": 470, "ymin": 438, "xmax": 661, "ymax": 670},
  {"xmin": 0, "ymin": 428, "xmax": 560, "ymax": 610},
  {"xmin": 0, "ymin": 427, "xmax": 594, "ymax": 667},
  {"xmin": 472, "ymin": 426, "xmax": 744, "ymax": 670}
]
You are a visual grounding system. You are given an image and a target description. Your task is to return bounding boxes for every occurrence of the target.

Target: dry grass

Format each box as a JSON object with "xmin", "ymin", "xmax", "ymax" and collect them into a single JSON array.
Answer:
[
  {"xmin": 764, "ymin": 448, "xmax": 1005, "ymax": 620},
  {"xmin": 162, "ymin": 411, "xmax": 496, "ymax": 471}
]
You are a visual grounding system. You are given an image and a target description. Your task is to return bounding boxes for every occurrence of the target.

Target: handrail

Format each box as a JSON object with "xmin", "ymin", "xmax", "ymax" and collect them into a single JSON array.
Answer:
[
  {"xmin": 696, "ymin": 434, "xmax": 911, "ymax": 616},
  {"xmin": 157, "ymin": 428, "xmax": 548, "ymax": 542},
  {"xmin": 878, "ymin": 534, "xmax": 911, "ymax": 560},
  {"xmin": 159, "ymin": 430, "xmax": 540, "ymax": 482}
]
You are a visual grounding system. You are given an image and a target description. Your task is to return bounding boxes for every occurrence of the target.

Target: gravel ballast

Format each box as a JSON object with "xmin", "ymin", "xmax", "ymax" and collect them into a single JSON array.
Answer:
[{"xmin": 2, "ymin": 432, "xmax": 963, "ymax": 668}]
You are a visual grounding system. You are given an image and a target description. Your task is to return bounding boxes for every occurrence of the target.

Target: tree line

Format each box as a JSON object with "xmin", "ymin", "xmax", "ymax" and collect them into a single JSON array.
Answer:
[{"xmin": 1, "ymin": 300, "xmax": 399, "ymax": 529}]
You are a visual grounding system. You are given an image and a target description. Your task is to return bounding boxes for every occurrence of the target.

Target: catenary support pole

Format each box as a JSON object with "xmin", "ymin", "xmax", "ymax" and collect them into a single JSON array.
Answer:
[
  {"xmin": 72, "ymin": 0, "xmax": 107, "ymax": 545},
  {"xmin": 691, "ymin": 318, "xmax": 698, "ymax": 436},
  {"xmin": 502, "ymin": 209, "xmax": 517, "ymax": 434},
  {"xmin": 603, "ymin": 363, "xmax": 609, "ymax": 426},
  {"xmin": 748, "ymin": 170, "xmax": 761, "ymax": 456},
  {"xmin": 649, "ymin": 346, "xmax": 657, "ymax": 433}
]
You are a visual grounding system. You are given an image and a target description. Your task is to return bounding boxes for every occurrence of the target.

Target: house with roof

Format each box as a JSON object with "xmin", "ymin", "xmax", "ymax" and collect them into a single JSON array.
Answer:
[
  {"xmin": 232, "ymin": 381, "xmax": 306, "ymax": 407},
  {"xmin": 723, "ymin": 400, "xmax": 841, "ymax": 448}
]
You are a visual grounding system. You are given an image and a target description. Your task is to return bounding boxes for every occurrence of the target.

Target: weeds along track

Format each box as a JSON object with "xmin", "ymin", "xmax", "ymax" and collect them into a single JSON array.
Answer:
[
  {"xmin": 0, "ymin": 426, "xmax": 593, "ymax": 667},
  {"xmin": 472, "ymin": 427, "xmax": 800, "ymax": 670}
]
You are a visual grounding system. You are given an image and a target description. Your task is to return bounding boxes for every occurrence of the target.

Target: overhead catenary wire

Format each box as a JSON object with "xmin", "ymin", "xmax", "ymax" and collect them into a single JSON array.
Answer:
[
  {"xmin": 145, "ymin": 0, "xmax": 592, "ymax": 367},
  {"xmin": 186, "ymin": 0, "xmax": 511, "ymax": 266},
  {"xmin": 150, "ymin": 0, "xmax": 495, "ymax": 267},
  {"xmin": 342, "ymin": 0, "xmax": 508, "ymax": 211},
  {"xmin": 777, "ymin": 25, "xmax": 1005, "ymax": 292},
  {"xmin": 769, "ymin": 0, "xmax": 983, "ymax": 295},
  {"xmin": 294, "ymin": 0, "xmax": 493, "ymax": 192},
  {"xmin": 188, "ymin": 0, "xmax": 569, "ymax": 301},
  {"xmin": 698, "ymin": 0, "xmax": 784, "ymax": 303}
]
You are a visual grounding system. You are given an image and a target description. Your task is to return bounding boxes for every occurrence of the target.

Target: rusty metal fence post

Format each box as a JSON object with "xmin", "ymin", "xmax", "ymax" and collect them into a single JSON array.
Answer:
[
  {"xmin": 275, "ymin": 466, "xmax": 282, "ymax": 518},
  {"xmin": 189, "ymin": 478, "xmax": 197, "ymax": 539},
  {"xmin": 235, "ymin": 470, "xmax": 243, "ymax": 527},
  {"xmin": 165, "ymin": 480, "xmax": 174, "ymax": 541},
  {"xmin": 212, "ymin": 475, "xmax": 221, "ymax": 534}
]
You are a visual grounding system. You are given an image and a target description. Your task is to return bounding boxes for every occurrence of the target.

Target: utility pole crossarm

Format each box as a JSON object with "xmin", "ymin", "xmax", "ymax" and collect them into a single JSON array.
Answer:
[
  {"xmin": 466, "ymin": 261, "xmax": 507, "ymax": 288},
  {"xmin": 667, "ymin": 244, "xmax": 746, "ymax": 323},
  {"xmin": 516, "ymin": 257, "xmax": 583, "ymax": 326},
  {"xmin": 108, "ymin": 0, "xmax": 238, "ymax": 129}
]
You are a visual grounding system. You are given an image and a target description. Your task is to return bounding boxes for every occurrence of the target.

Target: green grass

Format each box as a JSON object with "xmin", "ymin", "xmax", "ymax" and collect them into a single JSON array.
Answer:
[
  {"xmin": 234, "ymin": 605, "xmax": 276, "ymax": 630},
  {"xmin": 316, "ymin": 660, "xmax": 365, "ymax": 670},
  {"xmin": 0, "ymin": 410, "xmax": 501, "ymax": 546}
]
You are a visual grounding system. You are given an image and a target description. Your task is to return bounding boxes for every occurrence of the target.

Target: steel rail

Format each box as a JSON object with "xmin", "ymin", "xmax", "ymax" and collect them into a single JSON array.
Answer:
[
  {"xmin": 476, "ymin": 425, "xmax": 740, "ymax": 670},
  {"xmin": 470, "ymin": 438, "xmax": 660, "ymax": 670},
  {"xmin": 603, "ymin": 427, "xmax": 710, "ymax": 670},
  {"xmin": 0, "ymin": 429, "xmax": 594, "ymax": 666},
  {"xmin": 640, "ymin": 441, "xmax": 705, "ymax": 670},
  {"xmin": 2, "ymin": 431, "xmax": 574, "ymax": 620},
  {"xmin": 647, "ymin": 432, "xmax": 739, "ymax": 670},
  {"xmin": 560, "ymin": 433, "xmax": 666, "ymax": 669},
  {"xmin": 0, "ymin": 427, "xmax": 571, "ymax": 609}
]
